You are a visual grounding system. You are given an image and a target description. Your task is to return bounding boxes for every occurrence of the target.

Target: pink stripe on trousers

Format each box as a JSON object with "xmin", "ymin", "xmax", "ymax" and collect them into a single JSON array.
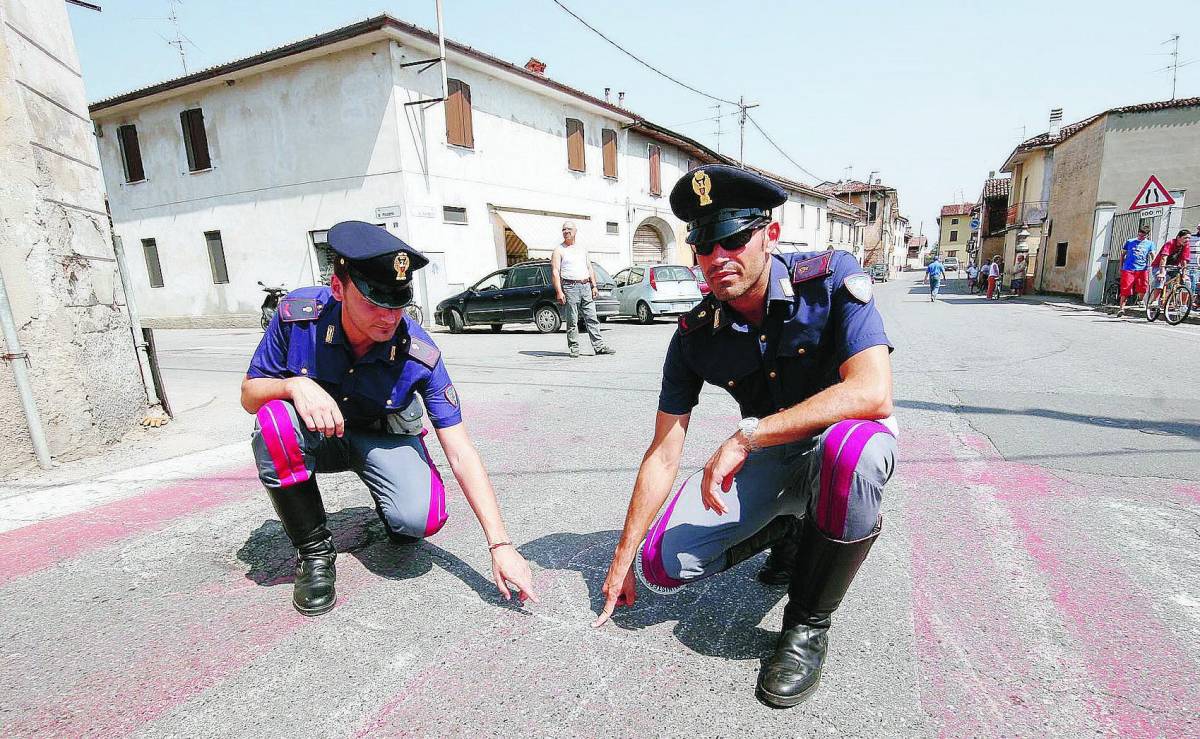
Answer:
[
  {"xmin": 416, "ymin": 429, "xmax": 448, "ymax": 536},
  {"xmin": 257, "ymin": 400, "xmax": 310, "ymax": 488},
  {"xmin": 640, "ymin": 476, "xmax": 691, "ymax": 588},
  {"xmin": 820, "ymin": 420, "xmax": 889, "ymax": 539},
  {"xmin": 817, "ymin": 420, "xmax": 864, "ymax": 535}
]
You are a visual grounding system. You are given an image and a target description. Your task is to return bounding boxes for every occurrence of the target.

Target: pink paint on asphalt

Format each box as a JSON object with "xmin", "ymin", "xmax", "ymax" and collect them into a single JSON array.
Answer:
[
  {"xmin": 905, "ymin": 431, "xmax": 1200, "ymax": 737},
  {"xmin": 0, "ymin": 465, "xmax": 260, "ymax": 588}
]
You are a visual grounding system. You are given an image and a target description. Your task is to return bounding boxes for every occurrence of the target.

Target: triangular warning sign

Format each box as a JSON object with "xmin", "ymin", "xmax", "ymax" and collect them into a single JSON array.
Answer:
[{"xmin": 1129, "ymin": 175, "xmax": 1176, "ymax": 210}]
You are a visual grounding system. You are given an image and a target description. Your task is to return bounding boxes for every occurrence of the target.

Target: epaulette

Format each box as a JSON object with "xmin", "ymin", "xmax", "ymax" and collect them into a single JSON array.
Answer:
[
  {"xmin": 278, "ymin": 297, "xmax": 322, "ymax": 322},
  {"xmin": 678, "ymin": 297, "xmax": 717, "ymax": 335},
  {"xmin": 791, "ymin": 251, "xmax": 834, "ymax": 284},
  {"xmin": 407, "ymin": 336, "xmax": 441, "ymax": 368}
]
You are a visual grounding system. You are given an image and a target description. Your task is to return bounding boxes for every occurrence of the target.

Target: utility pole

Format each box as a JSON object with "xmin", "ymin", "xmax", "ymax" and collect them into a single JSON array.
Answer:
[{"xmin": 737, "ymin": 96, "xmax": 759, "ymax": 167}]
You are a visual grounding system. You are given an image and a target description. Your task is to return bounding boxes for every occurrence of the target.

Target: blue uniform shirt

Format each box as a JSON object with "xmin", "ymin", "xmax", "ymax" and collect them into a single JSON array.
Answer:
[
  {"xmin": 247, "ymin": 286, "xmax": 462, "ymax": 429},
  {"xmin": 659, "ymin": 251, "xmax": 891, "ymax": 418}
]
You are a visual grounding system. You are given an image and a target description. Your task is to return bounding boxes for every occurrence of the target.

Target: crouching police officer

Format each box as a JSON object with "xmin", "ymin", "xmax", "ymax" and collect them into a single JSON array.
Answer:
[
  {"xmin": 592, "ymin": 166, "xmax": 897, "ymax": 707},
  {"xmin": 240, "ymin": 221, "xmax": 538, "ymax": 616}
]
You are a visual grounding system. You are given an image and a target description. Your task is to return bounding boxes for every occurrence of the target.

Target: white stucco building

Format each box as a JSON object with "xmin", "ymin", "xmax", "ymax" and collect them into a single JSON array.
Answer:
[{"xmin": 89, "ymin": 15, "xmax": 840, "ymax": 326}]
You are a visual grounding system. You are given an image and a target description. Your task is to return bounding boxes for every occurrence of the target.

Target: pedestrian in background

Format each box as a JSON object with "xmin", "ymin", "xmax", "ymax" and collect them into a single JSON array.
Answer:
[
  {"xmin": 1117, "ymin": 226, "xmax": 1156, "ymax": 317},
  {"xmin": 551, "ymin": 221, "xmax": 615, "ymax": 359},
  {"xmin": 1188, "ymin": 224, "xmax": 1200, "ymax": 308},
  {"xmin": 986, "ymin": 256, "xmax": 1001, "ymax": 300},
  {"xmin": 1008, "ymin": 254, "xmax": 1028, "ymax": 296},
  {"xmin": 966, "ymin": 263, "xmax": 979, "ymax": 293},
  {"xmin": 926, "ymin": 255, "xmax": 946, "ymax": 302}
]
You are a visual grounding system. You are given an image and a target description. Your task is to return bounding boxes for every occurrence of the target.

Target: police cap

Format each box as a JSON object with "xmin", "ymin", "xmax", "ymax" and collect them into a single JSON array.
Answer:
[
  {"xmin": 327, "ymin": 221, "xmax": 428, "ymax": 309},
  {"xmin": 669, "ymin": 164, "xmax": 788, "ymax": 246}
]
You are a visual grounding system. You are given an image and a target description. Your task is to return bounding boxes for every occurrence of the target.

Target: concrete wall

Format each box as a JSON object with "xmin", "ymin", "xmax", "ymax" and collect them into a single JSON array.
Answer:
[
  {"xmin": 1041, "ymin": 121, "xmax": 1105, "ymax": 294},
  {"xmin": 0, "ymin": 0, "xmax": 145, "ymax": 468},
  {"xmin": 1097, "ymin": 106, "xmax": 1200, "ymax": 223}
]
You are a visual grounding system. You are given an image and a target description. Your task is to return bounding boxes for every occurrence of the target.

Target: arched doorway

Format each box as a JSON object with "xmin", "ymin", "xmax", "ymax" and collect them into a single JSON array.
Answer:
[{"xmin": 632, "ymin": 217, "xmax": 677, "ymax": 264}]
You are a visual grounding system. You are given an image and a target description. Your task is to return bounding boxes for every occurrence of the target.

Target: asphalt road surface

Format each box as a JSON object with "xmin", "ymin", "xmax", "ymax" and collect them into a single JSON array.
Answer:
[{"xmin": 0, "ymin": 271, "xmax": 1196, "ymax": 737}]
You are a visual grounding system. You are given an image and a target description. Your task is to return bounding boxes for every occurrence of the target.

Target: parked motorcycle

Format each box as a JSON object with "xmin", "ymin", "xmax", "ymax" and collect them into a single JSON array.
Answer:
[{"xmin": 258, "ymin": 281, "xmax": 288, "ymax": 330}]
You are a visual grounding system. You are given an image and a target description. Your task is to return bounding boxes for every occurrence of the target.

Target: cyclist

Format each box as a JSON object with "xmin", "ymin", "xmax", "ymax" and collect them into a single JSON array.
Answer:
[{"xmin": 1148, "ymin": 229, "xmax": 1192, "ymax": 308}]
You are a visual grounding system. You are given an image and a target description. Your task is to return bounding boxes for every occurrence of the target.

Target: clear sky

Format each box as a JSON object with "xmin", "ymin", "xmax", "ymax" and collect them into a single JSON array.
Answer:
[{"xmin": 68, "ymin": 0, "xmax": 1200, "ymax": 237}]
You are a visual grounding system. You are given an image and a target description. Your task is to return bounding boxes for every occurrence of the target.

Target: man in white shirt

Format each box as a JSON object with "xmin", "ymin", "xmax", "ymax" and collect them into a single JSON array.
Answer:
[{"xmin": 551, "ymin": 221, "xmax": 615, "ymax": 358}]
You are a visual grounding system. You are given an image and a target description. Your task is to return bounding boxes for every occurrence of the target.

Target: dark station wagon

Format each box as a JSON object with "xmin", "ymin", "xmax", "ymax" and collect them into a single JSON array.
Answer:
[{"xmin": 434, "ymin": 259, "xmax": 618, "ymax": 333}]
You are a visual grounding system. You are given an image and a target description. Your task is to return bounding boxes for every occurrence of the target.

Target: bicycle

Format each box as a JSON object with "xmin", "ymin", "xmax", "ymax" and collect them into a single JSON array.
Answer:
[
  {"xmin": 404, "ymin": 299, "xmax": 424, "ymax": 327},
  {"xmin": 1145, "ymin": 267, "xmax": 1192, "ymax": 325}
]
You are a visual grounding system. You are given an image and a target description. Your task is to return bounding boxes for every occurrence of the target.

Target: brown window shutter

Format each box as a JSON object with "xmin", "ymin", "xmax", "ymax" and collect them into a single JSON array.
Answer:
[
  {"xmin": 117, "ymin": 124, "xmax": 144, "ymax": 182},
  {"xmin": 566, "ymin": 118, "xmax": 585, "ymax": 172},
  {"xmin": 181, "ymin": 108, "xmax": 211, "ymax": 171},
  {"xmin": 602, "ymin": 128, "xmax": 617, "ymax": 178},
  {"xmin": 446, "ymin": 78, "xmax": 474, "ymax": 148},
  {"xmin": 458, "ymin": 80, "xmax": 474, "ymax": 148},
  {"xmin": 649, "ymin": 145, "xmax": 661, "ymax": 196}
]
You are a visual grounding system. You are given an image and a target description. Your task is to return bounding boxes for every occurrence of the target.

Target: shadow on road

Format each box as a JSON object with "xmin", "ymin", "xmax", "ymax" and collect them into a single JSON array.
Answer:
[
  {"xmin": 520, "ymin": 530, "xmax": 784, "ymax": 660},
  {"xmin": 896, "ymin": 399, "xmax": 1200, "ymax": 440},
  {"xmin": 237, "ymin": 506, "xmax": 526, "ymax": 611},
  {"xmin": 518, "ymin": 350, "xmax": 573, "ymax": 358}
]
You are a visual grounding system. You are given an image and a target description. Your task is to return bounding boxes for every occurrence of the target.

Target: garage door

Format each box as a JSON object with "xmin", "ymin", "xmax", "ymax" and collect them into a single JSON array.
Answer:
[{"xmin": 633, "ymin": 223, "xmax": 665, "ymax": 264}]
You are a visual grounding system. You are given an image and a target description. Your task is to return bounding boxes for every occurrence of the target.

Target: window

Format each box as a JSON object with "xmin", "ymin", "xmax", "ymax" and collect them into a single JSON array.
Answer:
[
  {"xmin": 204, "ymin": 230, "xmax": 229, "ymax": 284},
  {"xmin": 117, "ymin": 124, "xmax": 145, "ymax": 183},
  {"xmin": 473, "ymin": 272, "xmax": 505, "ymax": 291},
  {"xmin": 606, "ymin": 221, "xmax": 619, "ymax": 235},
  {"xmin": 951, "ymin": 218, "xmax": 959, "ymax": 225},
  {"xmin": 799, "ymin": 203, "xmax": 806, "ymax": 228},
  {"xmin": 180, "ymin": 108, "xmax": 211, "ymax": 171},
  {"xmin": 445, "ymin": 78, "xmax": 474, "ymax": 148},
  {"xmin": 867, "ymin": 201, "xmax": 877, "ymax": 222},
  {"xmin": 949, "ymin": 230, "xmax": 958, "ymax": 242},
  {"xmin": 566, "ymin": 118, "xmax": 585, "ymax": 172},
  {"xmin": 602, "ymin": 128, "xmax": 617, "ymax": 178},
  {"xmin": 443, "ymin": 206, "xmax": 468, "ymax": 224},
  {"xmin": 504, "ymin": 265, "xmax": 544, "ymax": 289},
  {"xmin": 648, "ymin": 145, "xmax": 661, "ymax": 196},
  {"xmin": 630, "ymin": 266, "xmax": 645, "ymax": 283},
  {"xmin": 141, "ymin": 238, "xmax": 164, "ymax": 288},
  {"xmin": 1055, "ymin": 242, "xmax": 1068, "ymax": 267},
  {"xmin": 613, "ymin": 269, "xmax": 629, "ymax": 287},
  {"xmin": 310, "ymin": 230, "xmax": 335, "ymax": 282}
]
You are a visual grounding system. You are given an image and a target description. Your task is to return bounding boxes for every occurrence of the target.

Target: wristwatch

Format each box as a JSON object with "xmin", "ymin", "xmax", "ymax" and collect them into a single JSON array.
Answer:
[{"xmin": 736, "ymin": 417, "xmax": 761, "ymax": 452}]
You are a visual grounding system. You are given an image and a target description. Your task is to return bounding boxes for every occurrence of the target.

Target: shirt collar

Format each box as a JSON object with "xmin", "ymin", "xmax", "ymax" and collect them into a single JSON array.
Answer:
[
  {"xmin": 712, "ymin": 255, "xmax": 794, "ymax": 333},
  {"xmin": 318, "ymin": 299, "xmax": 408, "ymax": 365}
]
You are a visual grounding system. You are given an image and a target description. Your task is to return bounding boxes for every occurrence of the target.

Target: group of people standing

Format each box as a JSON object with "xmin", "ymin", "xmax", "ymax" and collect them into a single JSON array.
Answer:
[
  {"xmin": 925, "ymin": 253, "xmax": 1026, "ymax": 302},
  {"xmin": 1116, "ymin": 223, "xmax": 1199, "ymax": 317}
]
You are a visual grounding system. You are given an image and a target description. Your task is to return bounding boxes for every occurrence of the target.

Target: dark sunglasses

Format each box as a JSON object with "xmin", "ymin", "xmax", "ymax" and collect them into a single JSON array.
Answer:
[{"xmin": 693, "ymin": 226, "xmax": 760, "ymax": 256}]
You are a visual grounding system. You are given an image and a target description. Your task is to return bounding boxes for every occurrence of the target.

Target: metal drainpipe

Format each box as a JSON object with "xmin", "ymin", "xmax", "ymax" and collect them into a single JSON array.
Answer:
[
  {"xmin": 110, "ymin": 234, "xmax": 159, "ymax": 405},
  {"xmin": 0, "ymin": 268, "xmax": 52, "ymax": 468}
]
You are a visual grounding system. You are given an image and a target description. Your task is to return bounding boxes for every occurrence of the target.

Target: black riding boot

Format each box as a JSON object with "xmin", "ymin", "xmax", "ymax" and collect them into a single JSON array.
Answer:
[
  {"xmin": 755, "ymin": 516, "xmax": 802, "ymax": 585},
  {"xmin": 265, "ymin": 479, "xmax": 337, "ymax": 616},
  {"xmin": 756, "ymin": 516, "xmax": 881, "ymax": 707},
  {"xmin": 724, "ymin": 515, "xmax": 799, "ymax": 579}
]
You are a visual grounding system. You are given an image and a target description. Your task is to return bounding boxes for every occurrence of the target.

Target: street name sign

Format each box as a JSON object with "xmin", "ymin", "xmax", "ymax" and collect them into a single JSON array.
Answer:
[{"xmin": 1129, "ymin": 175, "xmax": 1175, "ymax": 210}]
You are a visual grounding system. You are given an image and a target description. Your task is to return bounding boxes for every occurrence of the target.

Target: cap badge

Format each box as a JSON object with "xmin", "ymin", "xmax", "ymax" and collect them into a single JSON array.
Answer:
[
  {"xmin": 393, "ymin": 253, "xmax": 410, "ymax": 281},
  {"xmin": 692, "ymin": 171, "xmax": 713, "ymax": 206}
]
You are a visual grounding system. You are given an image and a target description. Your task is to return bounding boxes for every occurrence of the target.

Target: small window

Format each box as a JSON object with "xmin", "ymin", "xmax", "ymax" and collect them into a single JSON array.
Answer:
[
  {"xmin": 566, "ymin": 118, "xmax": 585, "ymax": 172},
  {"xmin": 1055, "ymin": 242, "xmax": 1068, "ymax": 267},
  {"xmin": 630, "ymin": 266, "xmax": 645, "ymax": 283},
  {"xmin": 117, "ymin": 124, "xmax": 145, "ymax": 183},
  {"xmin": 445, "ymin": 78, "xmax": 474, "ymax": 148},
  {"xmin": 950, "ymin": 230, "xmax": 958, "ymax": 242},
  {"xmin": 799, "ymin": 203, "xmax": 805, "ymax": 228},
  {"xmin": 204, "ymin": 230, "xmax": 229, "ymax": 284},
  {"xmin": 951, "ymin": 218, "xmax": 959, "ymax": 225},
  {"xmin": 613, "ymin": 269, "xmax": 629, "ymax": 287},
  {"xmin": 505, "ymin": 266, "xmax": 545, "ymax": 289},
  {"xmin": 602, "ymin": 128, "xmax": 618, "ymax": 178},
  {"xmin": 443, "ymin": 206, "xmax": 468, "ymax": 224},
  {"xmin": 180, "ymin": 108, "xmax": 211, "ymax": 171},
  {"xmin": 606, "ymin": 221, "xmax": 619, "ymax": 235},
  {"xmin": 141, "ymin": 238, "xmax": 164, "ymax": 288},
  {"xmin": 648, "ymin": 144, "xmax": 661, "ymax": 196},
  {"xmin": 867, "ymin": 201, "xmax": 877, "ymax": 222},
  {"xmin": 473, "ymin": 271, "xmax": 505, "ymax": 291}
]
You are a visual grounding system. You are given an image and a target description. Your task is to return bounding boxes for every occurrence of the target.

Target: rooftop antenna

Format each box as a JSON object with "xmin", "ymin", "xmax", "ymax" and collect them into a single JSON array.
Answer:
[
  {"xmin": 1163, "ymin": 34, "xmax": 1181, "ymax": 99},
  {"xmin": 165, "ymin": 0, "xmax": 192, "ymax": 74},
  {"xmin": 711, "ymin": 104, "xmax": 722, "ymax": 154}
]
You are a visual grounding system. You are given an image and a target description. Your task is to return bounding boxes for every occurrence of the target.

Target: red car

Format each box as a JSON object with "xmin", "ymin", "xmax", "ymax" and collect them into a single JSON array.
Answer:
[{"xmin": 690, "ymin": 265, "xmax": 710, "ymax": 296}]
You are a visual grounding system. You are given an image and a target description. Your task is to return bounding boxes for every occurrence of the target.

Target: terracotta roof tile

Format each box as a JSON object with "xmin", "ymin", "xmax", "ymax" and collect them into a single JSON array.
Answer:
[
  {"xmin": 981, "ymin": 177, "xmax": 1011, "ymax": 199},
  {"xmin": 939, "ymin": 203, "xmax": 975, "ymax": 217}
]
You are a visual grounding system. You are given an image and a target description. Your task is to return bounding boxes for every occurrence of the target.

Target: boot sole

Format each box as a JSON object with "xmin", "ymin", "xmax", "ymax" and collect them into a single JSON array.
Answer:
[
  {"xmin": 293, "ymin": 593, "xmax": 337, "ymax": 617},
  {"xmin": 755, "ymin": 675, "xmax": 820, "ymax": 708}
]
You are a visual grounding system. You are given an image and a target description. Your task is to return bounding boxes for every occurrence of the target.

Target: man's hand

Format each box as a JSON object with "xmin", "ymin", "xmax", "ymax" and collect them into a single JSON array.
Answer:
[
  {"xmin": 700, "ymin": 436, "xmax": 748, "ymax": 516},
  {"xmin": 287, "ymin": 376, "xmax": 344, "ymax": 437},
  {"xmin": 490, "ymin": 545, "xmax": 540, "ymax": 604},
  {"xmin": 591, "ymin": 557, "xmax": 637, "ymax": 627},
  {"xmin": 556, "ymin": 290, "xmax": 565, "ymax": 305},
  {"xmin": 591, "ymin": 285, "xmax": 598, "ymax": 299}
]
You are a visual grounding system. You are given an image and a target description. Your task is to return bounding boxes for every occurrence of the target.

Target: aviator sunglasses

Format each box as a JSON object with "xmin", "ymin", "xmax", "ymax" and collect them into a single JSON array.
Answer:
[{"xmin": 692, "ymin": 225, "xmax": 762, "ymax": 256}]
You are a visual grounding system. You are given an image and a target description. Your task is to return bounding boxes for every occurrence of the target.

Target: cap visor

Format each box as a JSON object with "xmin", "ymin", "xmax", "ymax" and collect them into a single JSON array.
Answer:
[
  {"xmin": 349, "ymin": 273, "xmax": 410, "ymax": 309},
  {"xmin": 687, "ymin": 216, "xmax": 765, "ymax": 246}
]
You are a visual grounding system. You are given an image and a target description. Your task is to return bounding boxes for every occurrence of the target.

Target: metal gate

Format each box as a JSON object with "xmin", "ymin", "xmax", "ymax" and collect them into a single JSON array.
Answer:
[
  {"xmin": 1101, "ymin": 210, "xmax": 1167, "ymax": 304},
  {"xmin": 632, "ymin": 223, "xmax": 666, "ymax": 264}
]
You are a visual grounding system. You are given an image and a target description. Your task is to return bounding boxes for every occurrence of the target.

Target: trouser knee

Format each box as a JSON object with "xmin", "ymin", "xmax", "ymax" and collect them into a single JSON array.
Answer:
[
  {"xmin": 252, "ymin": 399, "xmax": 312, "ymax": 489},
  {"xmin": 812, "ymin": 420, "xmax": 896, "ymax": 541}
]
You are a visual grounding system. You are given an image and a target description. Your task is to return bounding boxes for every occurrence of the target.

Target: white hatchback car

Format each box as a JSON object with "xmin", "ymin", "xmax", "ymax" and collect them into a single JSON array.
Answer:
[{"xmin": 611, "ymin": 264, "xmax": 704, "ymax": 324}]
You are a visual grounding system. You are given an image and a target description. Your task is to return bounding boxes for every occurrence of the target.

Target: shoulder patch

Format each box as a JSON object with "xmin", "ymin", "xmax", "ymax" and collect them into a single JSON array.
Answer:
[
  {"xmin": 843, "ymin": 273, "xmax": 873, "ymax": 303},
  {"xmin": 678, "ymin": 298, "xmax": 716, "ymax": 335},
  {"xmin": 791, "ymin": 251, "xmax": 834, "ymax": 284},
  {"xmin": 407, "ymin": 337, "xmax": 441, "ymax": 368},
  {"xmin": 279, "ymin": 297, "xmax": 321, "ymax": 322}
]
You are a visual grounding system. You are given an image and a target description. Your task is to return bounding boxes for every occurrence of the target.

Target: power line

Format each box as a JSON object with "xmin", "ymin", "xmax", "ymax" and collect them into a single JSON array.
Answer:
[
  {"xmin": 549, "ymin": 0, "xmax": 738, "ymax": 106},
  {"xmin": 746, "ymin": 113, "xmax": 826, "ymax": 183}
]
